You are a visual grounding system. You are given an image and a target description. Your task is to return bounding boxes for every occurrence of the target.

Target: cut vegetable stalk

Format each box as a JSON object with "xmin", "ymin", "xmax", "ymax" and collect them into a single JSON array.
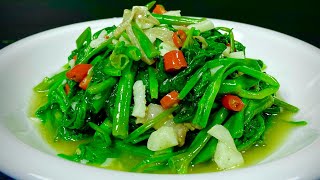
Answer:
[
  {"xmin": 112, "ymin": 63, "xmax": 136, "ymax": 139},
  {"xmin": 192, "ymin": 107, "xmax": 230, "ymax": 164},
  {"xmin": 168, "ymin": 129, "xmax": 211, "ymax": 174},
  {"xmin": 131, "ymin": 24, "xmax": 160, "ymax": 59},
  {"xmin": 145, "ymin": 1, "xmax": 156, "ymax": 10},
  {"xmin": 87, "ymin": 77, "xmax": 117, "ymax": 94},
  {"xmin": 76, "ymin": 27, "xmax": 92, "ymax": 49},
  {"xmin": 152, "ymin": 14, "xmax": 205, "ymax": 25},
  {"xmin": 192, "ymin": 66, "xmax": 228, "ymax": 128},
  {"xmin": 148, "ymin": 66, "xmax": 159, "ymax": 99},
  {"xmin": 34, "ymin": 70, "xmax": 67, "ymax": 92}
]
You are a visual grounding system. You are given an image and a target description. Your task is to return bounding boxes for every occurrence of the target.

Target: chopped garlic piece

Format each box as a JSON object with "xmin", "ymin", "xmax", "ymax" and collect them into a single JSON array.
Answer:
[
  {"xmin": 163, "ymin": 10, "xmax": 181, "ymax": 16},
  {"xmin": 161, "ymin": 119, "xmax": 189, "ymax": 147},
  {"xmin": 80, "ymin": 159, "xmax": 89, "ymax": 164},
  {"xmin": 173, "ymin": 123, "xmax": 189, "ymax": 147},
  {"xmin": 147, "ymin": 126, "xmax": 178, "ymax": 151},
  {"xmin": 228, "ymin": 51, "xmax": 245, "ymax": 59},
  {"xmin": 132, "ymin": 80, "xmax": 146, "ymax": 118},
  {"xmin": 90, "ymin": 38, "xmax": 106, "ymax": 48},
  {"xmin": 208, "ymin": 125, "xmax": 244, "ymax": 169},
  {"xmin": 136, "ymin": 103, "xmax": 164, "ymax": 124},
  {"xmin": 68, "ymin": 59, "xmax": 75, "ymax": 68},
  {"xmin": 187, "ymin": 20, "xmax": 214, "ymax": 32},
  {"xmin": 222, "ymin": 46, "xmax": 231, "ymax": 57},
  {"xmin": 101, "ymin": 158, "xmax": 116, "ymax": 167},
  {"xmin": 172, "ymin": 25, "xmax": 189, "ymax": 31},
  {"xmin": 90, "ymin": 30, "xmax": 108, "ymax": 48},
  {"xmin": 98, "ymin": 30, "xmax": 108, "ymax": 39}
]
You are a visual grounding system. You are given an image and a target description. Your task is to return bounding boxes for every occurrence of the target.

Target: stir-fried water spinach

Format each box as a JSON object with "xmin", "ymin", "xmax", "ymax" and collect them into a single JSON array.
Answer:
[{"xmin": 33, "ymin": 2, "xmax": 305, "ymax": 174}]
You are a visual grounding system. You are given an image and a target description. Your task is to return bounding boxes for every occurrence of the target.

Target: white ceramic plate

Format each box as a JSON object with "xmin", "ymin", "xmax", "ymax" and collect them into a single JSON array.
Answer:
[{"xmin": 0, "ymin": 18, "xmax": 320, "ymax": 180}]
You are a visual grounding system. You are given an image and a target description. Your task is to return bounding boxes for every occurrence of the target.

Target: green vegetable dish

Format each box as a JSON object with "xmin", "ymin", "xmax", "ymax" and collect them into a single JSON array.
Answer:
[{"xmin": 31, "ymin": 2, "xmax": 306, "ymax": 174}]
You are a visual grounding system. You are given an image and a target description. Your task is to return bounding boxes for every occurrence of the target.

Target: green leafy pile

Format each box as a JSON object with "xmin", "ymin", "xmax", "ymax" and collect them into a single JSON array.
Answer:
[{"xmin": 33, "ymin": 1, "xmax": 303, "ymax": 174}]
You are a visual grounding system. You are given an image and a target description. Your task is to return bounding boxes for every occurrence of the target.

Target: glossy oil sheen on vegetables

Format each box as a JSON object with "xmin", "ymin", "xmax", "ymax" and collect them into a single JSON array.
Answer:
[{"xmin": 29, "ymin": 91, "xmax": 297, "ymax": 173}]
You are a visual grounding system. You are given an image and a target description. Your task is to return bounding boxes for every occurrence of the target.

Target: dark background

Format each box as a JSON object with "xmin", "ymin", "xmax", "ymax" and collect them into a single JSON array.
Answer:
[
  {"xmin": 0, "ymin": 0, "xmax": 320, "ymax": 49},
  {"xmin": 0, "ymin": 0, "xmax": 319, "ymax": 178}
]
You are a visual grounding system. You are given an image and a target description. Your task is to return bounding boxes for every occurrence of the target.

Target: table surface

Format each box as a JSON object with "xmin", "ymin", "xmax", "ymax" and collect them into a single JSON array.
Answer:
[
  {"xmin": 0, "ymin": 172, "xmax": 13, "ymax": 179},
  {"xmin": 1, "ymin": 0, "xmax": 320, "ymax": 49},
  {"xmin": 0, "ymin": 0, "xmax": 319, "ymax": 179}
]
